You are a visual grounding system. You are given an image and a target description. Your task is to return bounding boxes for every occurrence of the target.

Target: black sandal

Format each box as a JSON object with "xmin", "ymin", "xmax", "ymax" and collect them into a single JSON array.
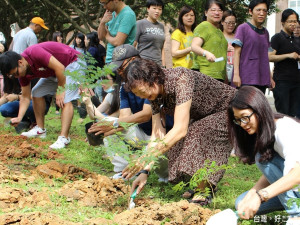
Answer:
[{"xmin": 188, "ymin": 194, "xmax": 212, "ymax": 206}]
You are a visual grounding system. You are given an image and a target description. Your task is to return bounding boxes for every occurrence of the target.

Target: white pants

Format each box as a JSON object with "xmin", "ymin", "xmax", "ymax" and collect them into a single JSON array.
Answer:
[{"xmin": 104, "ymin": 124, "xmax": 150, "ymax": 172}]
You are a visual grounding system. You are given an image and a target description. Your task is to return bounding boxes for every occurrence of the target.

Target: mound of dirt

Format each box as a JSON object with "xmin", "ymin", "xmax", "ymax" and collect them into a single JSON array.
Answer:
[
  {"xmin": 35, "ymin": 161, "xmax": 95, "ymax": 181},
  {"xmin": 0, "ymin": 187, "xmax": 52, "ymax": 212},
  {"xmin": 59, "ymin": 175, "xmax": 128, "ymax": 208},
  {"xmin": 0, "ymin": 134, "xmax": 63, "ymax": 161},
  {"xmin": 0, "ymin": 212, "xmax": 80, "ymax": 225},
  {"xmin": 0, "ymin": 162, "xmax": 35, "ymax": 184},
  {"xmin": 113, "ymin": 200, "xmax": 220, "ymax": 225},
  {"xmin": 47, "ymin": 150, "xmax": 64, "ymax": 159},
  {"xmin": 1, "ymin": 141, "xmax": 41, "ymax": 160}
]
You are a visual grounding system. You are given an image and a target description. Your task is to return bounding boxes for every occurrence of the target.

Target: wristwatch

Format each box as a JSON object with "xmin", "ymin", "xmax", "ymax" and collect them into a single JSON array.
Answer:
[
  {"xmin": 112, "ymin": 119, "xmax": 119, "ymax": 129},
  {"xmin": 202, "ymin": 50, "xmax": 206, "ymax": 57},
  {"xmin": 136, "ymin": 170, "xmax": 150, "ymax": 176},
  {"xmin": 257, "ymin": 189, "xmax": 269, "ymax": 202}
]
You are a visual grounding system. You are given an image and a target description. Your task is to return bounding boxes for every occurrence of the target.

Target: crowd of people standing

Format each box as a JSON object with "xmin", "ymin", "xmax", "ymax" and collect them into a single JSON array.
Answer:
[{"xmin": 0, "ymin": 0, "xmax": 299, "ymax": 223}]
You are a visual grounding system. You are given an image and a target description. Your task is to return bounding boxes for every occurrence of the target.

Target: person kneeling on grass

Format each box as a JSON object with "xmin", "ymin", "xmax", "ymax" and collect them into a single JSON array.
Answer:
[
  {"xmin": 121, "ymin": 58, "xmax": 236, "ymax": 205},
  {"xmin": 228, "ymin": 86, "xmax": 300, "ymax": 224},
  {"xmin": 88, "ymin": 45, "xmax": 172, "ymax": 181},
  {"xmin": 83, "ymin": 74, "xmax": 120, "ymax": 120},
  {"xmin": 0, "ymin": 42, "xmax": 86, "ymax": 149}
]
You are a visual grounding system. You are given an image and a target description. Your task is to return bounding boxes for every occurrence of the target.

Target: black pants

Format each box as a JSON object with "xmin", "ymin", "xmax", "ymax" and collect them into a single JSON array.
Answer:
[{"xmin": 273, "ymin": 80, "xmax": 300, "ymax": 118}]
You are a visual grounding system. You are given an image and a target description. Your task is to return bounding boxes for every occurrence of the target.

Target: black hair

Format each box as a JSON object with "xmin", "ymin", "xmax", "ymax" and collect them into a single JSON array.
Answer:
[
  {"xmin": 124, "ymin": 58, "xmax": 165, "ymax": 91},
  {"xmin": 85, "ymin": 32, "xmax": 100, "ymax": 49},
  {"xmin": 281, "ymin": 8, "xmax": 299, "ymax": 23},
  {"xmin": 222, "ymin": 10, "xmax": 237, "ymax": 22},
  {"xmin": 203, "ymin": 0, "xmax": 224, "ymax": 21},
  {"xmin": 146, "ymin": 0, "xmax": 164, "ymax": 10},
  {"xmin": 73, "ymin": 32, "xmax": 85, "ymax": 49},
  {"xmin": 227, "ymin": 86, "xmax": 280, "ymax": 164},
  {"xmin": 52, "ymin": 31, "xmax": 62, "ymax": 42},
  {"xmin": 106, "ymin": 73, "xmax": 122, "ymax": 115},
  {"xmin": 249, "ymin": 0, "xmax": 270, "ymax": 11},
  {"xmin": 177, "ymin": 5, "xmax": 197, "ymax": 33},
  {"xmin": 221, "ymin": 10, "xmax": 237, "ymax": 32},
  {"xmin": 204, "ymin": 0, "xmax": 224, "ymax": 11},
  {"xmin": 0, "ymin": 51, "xmax": 22, "ymax": 76}
]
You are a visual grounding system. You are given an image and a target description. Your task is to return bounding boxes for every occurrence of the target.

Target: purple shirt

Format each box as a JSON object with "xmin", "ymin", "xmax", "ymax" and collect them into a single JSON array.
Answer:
[
  {"xmin": 233, "ymin": 23, "xmax": 270, "ymax": 86},
  {"xmin": 20, "ymin": 42, "xmax": 80, "ymax": 86}
]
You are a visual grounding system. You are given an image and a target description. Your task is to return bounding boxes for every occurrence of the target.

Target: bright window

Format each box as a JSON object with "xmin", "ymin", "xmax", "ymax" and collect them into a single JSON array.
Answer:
[{"xmin": 289, "ymin": 0, "xmax": 300, "ymax": 15}]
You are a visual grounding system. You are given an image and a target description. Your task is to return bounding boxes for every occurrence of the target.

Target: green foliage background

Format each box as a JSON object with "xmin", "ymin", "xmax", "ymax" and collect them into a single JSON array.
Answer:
[{"xmin": 0, "ymin": 0, "xmax": 278, "ymax": 45}]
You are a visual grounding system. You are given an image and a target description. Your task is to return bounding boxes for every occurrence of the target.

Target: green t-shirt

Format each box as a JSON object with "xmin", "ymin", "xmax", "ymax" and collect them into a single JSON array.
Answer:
[
  {"xmin": 106, "ymin": 6, "xmax": 136, "ymax": 63},
  {"xmin": 192, "ymin": 21, "xmax": 227, "ymax": 80}
]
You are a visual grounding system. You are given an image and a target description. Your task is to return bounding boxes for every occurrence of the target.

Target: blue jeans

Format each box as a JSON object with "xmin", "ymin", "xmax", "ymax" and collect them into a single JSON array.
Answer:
[
  {"xmin": 0, "ymin": 100, "xmax": 35, "ymax": 123},
  {"xmin": 235, "ymin": 152, "xmax": 300, "ymax": 217},
  {"xmin": 0, "ymin": 96, "xmax": 51, "ymax": 123}
]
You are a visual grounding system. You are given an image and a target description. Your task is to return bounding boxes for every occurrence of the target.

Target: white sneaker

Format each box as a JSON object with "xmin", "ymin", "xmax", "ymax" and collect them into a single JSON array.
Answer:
[
  {"xmin": 110, "ymin": 172, "xmax": 136, "ymax": 180},
  {"xmin": 158, "ymin": 177, "xmax": 169, "ymax": 183},
  {"xmin": 21, "ymin": 125, "xmax": 46, "ymax": 138},
  {"xmin": 111, "ymin": 172, "xmax": 124, "ymax": 180},
  {"xmin": 49, "ymin": 136, "xmax": 70, "ymax": 149}
]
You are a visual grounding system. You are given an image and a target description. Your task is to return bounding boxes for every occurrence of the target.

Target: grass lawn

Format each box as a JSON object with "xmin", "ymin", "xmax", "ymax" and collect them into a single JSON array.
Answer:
[{"xmin": 0, "ymin": 106, "xmax": 288, "ymax": 225}]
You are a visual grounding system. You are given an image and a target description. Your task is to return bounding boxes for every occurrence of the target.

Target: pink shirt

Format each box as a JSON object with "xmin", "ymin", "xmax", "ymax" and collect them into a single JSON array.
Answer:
[{"xmin": 20, "ymin": 42, "xmax": 80, "ymax": 86}]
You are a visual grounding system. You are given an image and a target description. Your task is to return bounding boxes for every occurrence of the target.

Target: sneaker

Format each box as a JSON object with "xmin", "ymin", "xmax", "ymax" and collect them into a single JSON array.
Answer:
[
  {"xmin": 111, "ymin": 172, "xmax": 124, "ymax": 180},
  {"xmin": 110, "ymin": 172, "xmax": 136, "ymax": 181},
  {"xmin": 158, "ymin": 177, "xmax": 169, "ymax": 183},
  {"xmin": 21, "ymin": 125, "xmax": 46, "ymax": 138},
  {"xmin": 49, "ymin": 136, "xmax": 70, "ymax": 149}
]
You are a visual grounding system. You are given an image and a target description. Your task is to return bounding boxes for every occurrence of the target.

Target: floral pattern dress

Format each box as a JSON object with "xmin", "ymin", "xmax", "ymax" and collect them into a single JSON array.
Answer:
[{"xmin": 150, "ymin": 67, "xmax": 236, "ymax": 185}]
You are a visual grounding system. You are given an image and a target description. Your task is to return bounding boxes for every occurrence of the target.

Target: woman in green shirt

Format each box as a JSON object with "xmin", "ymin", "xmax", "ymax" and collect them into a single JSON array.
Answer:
[{"xmin": 191, "ymin": 0, "xmax": 228, "ymax": 82}]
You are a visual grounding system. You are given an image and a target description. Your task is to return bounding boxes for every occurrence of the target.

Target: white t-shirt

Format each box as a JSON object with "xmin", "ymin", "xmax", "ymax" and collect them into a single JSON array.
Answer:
[
  {"xmin": 104, "ymin": 93, "xmax": 113, "ymax": 105},
  {"xmin": 274, "ymin": 117, "xmax": 300, "ymax": 183}
]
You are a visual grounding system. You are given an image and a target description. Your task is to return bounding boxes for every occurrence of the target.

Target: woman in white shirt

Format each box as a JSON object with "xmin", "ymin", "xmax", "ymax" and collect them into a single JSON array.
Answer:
[
  {"xmin": 83, "ymin": 74, "xmax": 120, "ymax": 120},
  {"xmin": 227, "ymin": 86, "xmax": 300, "ymax": 224}
]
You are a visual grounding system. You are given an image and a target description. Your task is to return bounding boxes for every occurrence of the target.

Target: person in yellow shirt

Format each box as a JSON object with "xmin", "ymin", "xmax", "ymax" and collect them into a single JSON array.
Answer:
[{"xmin": 171, "ymin": 6, "xmax": 196, "ymax": 68}]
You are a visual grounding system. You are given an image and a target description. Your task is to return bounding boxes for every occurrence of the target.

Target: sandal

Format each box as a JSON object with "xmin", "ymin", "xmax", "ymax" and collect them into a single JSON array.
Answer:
[
  {"xmin": 182, "ymin": 186, "xmax": 217, "ymax": 199},
  {"xmin": 188, "ymin": 194, "xmax": 212, "ymax": 206},
  {"xmin": 182, "ymin": 189, "xmax": 195, "ymax": 199}
]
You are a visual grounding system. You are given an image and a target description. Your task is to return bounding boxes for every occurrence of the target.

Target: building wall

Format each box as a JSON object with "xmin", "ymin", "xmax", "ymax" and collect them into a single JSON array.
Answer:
[{"xmin": 275, "ymin": 0, "xmax": 289, "ymax": 33}]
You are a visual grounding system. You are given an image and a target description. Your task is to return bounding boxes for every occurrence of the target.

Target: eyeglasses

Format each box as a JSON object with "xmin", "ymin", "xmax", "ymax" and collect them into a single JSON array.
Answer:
[
  {"xmin": 8, "ymin": 65, "xmax": 19, "ymax": 79},
  {"xmin": 233, "ymin": 112, "xmax": 254, "ymax": 126},
  {"xmin": 99, "ymin": 0, "xmax": 112, "ymax": 6},
  {"xmin": 209, "ymin": 8, "xmax": 223, "ymax": 13},
  {"xmin": 286, "ymin": 20, "xmax": 298, "ymax": 24},
  {"xmin": 254, "ymin": 8, "xmax": 268, "ymax": 13},
  {"xmin": 224, "ymin": 21, "xmax": 236, "ymax": 26}
]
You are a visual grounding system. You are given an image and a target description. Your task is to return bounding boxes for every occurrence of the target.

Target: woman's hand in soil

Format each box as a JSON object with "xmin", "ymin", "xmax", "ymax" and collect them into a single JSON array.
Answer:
[
  {"xmin": 237, "ymin": 189, "xmax": 261, "ymax": 219},
  {"xmin": 131, "ymin": 173, "xmax": 148, "ymax": 195}
]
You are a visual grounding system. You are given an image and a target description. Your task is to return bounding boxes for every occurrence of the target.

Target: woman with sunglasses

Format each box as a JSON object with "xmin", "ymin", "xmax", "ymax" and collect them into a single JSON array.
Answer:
[
  {"xmin": 227, "ymin": 86, "xmax": 300, "ymax": 223},
  {"xmin": 121, "ymin": 58, "xmax": 236, "ymax": 204}
]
